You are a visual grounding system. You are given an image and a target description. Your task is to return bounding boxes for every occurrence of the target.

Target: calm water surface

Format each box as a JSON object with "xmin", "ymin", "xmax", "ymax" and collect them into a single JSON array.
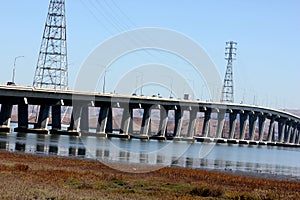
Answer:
[{"xmin": 0, "ymin": 128, "xmax": 299, "ymax": 179}]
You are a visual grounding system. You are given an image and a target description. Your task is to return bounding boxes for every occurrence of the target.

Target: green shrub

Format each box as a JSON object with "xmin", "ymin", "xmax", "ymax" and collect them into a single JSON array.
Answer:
[
  {"xmin": 189, "ymin": 185, "xmax": 224, "ymax": 197},
  {"xmin": 225, "ymin": 191, "xmax": 261, "ymax": 200}
]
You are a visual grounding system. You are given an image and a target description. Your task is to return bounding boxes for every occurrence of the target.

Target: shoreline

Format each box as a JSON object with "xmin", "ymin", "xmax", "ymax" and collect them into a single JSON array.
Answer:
[
  {"xmin": 3, "ymin": 149, "xmax": 300, "ymax": 182},
  {"xmin": 3, "ymin": 148, "xmax": 300, "ymax": 183},
  {"xmin": 0, "ymin": 151, "xmax": 299, "ymax": 199}
]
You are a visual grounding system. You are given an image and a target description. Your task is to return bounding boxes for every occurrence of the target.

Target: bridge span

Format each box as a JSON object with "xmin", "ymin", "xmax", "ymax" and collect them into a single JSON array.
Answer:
[{"xmin": 0, "ymin": 85, "xmax": 299, "ymax": 147}]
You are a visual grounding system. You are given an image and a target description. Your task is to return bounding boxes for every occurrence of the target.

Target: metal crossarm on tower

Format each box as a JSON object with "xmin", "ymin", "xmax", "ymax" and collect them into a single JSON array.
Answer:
[
  {"xmin": 33, "ymin": 0, "xmax": 68, "ymax": 90},
  {"xmin": 221, "ymin": 41, "xmax": 237, "ymax": 103}
]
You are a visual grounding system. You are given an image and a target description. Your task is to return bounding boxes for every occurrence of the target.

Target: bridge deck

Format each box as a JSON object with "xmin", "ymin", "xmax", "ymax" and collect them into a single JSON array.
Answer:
[{"xmin": 0, "ymin": 85, "xmax": 299, "ymax": 147}]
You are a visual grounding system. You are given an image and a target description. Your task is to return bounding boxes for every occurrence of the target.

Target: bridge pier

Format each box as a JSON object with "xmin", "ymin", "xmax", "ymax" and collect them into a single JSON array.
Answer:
[
  {"xmin": 96, "ymin": 105, "xmax": 111, "ymax": 134},
  {"xmin": 229, "ymin": 112, "xmax": 237, "ymax": 139},
  {"xmin": 291, "ymin": 125, "xmax": 298, "ymax": 144},
  {"xmin": 17, "ymin": 104, "xmax": 29, "ymax": 129},
  {"xmin": 16, "ymin": 103, "xmax": 55, "ymax": 134},
  {"xmin": 278, "ymin": 119, "xmax": 287, "ymax": 143},
  {"xmin": 173, "ymin": 107, "xmax": 183, "ymax": 138},
  {"xmin": 296, "ymin": 127, "xmax": 300, "ymax": 144},
  {"xmin": 0, "ymin": 103, "xmax": 13, "ymax": 132},
  {"xmin": 140, "ymin": 106, "xmax": 151, "ymax": 138},
  {"xmin": 239, "ymin": 112, "xmax": 248, "ymax": 140},
  {"xmin": 52, "ymin": 105, "xmax": 61, "ymax": 130},
  {"xmin": 154, "ymin": 107, "xmax": 168, "ymax": 139},
  {"xmin": 285, "ymin": 122, "xmax": 292, "ymax": 143},
  {"xmin": 249, "ymin": 112, "xmax": 258, "ymax": 141},
  {"xmin": 80, "ymin": 106, "xmax": 89, "ymax": 133},
  {"xmin": 106, "ymin": 107, "xmax": 113, "ymax": 134},
  {"xmin": 187, "ymin": 109, "xmax": 198, "ymax": 138},
  {"xmin": 97, "ymin": 106, "xmax": 108, "ymax": 133},
  {"xmin": 33, "ymin": 104, "xmax": 50, "ymax": 134},
  {"xmin": 68, "ymin": 105, "xmax": 82, "ymax": 133},
  {"xmin": 267, "ymin": 116, "xmax": 276, "ymax": 142},
  {"xmin": 258, "ymin": 114, "xmax": 266, "ymax": 141},
  {"xmin": 202, "ymin": 110, "xmax": 211, "ymax": 138},
  {"xmin": 120, "ymin": 106, "xmax": 132, "ymax": 135},
  {"xmin": 216, "ymin": 111, "xmax": 225, "ymax": 139}
]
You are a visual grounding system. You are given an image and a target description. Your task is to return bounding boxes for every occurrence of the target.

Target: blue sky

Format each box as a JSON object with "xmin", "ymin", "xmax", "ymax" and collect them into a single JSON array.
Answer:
[{"xmin": 0, "ymin": 0, "xmax": 299, "ymax": 109}]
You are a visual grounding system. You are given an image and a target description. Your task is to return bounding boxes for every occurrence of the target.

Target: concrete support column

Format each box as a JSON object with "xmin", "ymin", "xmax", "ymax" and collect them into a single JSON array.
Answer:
[
  {"xmin": 80, "ymin": 106, "xmax": 89, "ymax": 132},
  {"xmin": 68, "ymin": 105, "xmax": 82, "ymax": 132},
  {"xmin": 0, "ymin": 104, "xmax": 13, "ymax": 126},
  {"xmin": 296, "ymin": 127, "xmax": 300, "ymax": 144},
  {"xmin": 239, "ymin": 112, "xmax": 248, "ymax": 140},
  {"xmin": 202, "ymin": 110, "xmax": 211, "ymax": 137},
  {"xmin": 291, "ymin": 125, "xmax": 298, "ymax": 144},
  {"xmin": 249, "ymin": 113, "xmax": 258, "ymax": 141},
  {"xmin": 173, "ymin": 108, "xmax": 183, "ymax": 137},
  {"xmin": 158, "ymin": 108, "xmax": 168, "ymax": 136},
  {"xmin": 129, "ymin": 110, "xmax": 133, "ymax": 134},
  {"xmin": 51, "ymin": 105, "xmax": 61, "ymax": 130},
  {"xmin": 140, "ymin": 106, "xmax": 151, "ymax": 136},
  {"xmin": 229, "ymin": 112, "xmax": 237, "ymax": 139},
  {"xmin": 148, "ymin": 119, "xmax": 152, "ymax": 135},
  {"xmin": 216, "ymin": 111, "xmax": 225, "ymax": 138},
  {"xmin": 18, "ymin": 104, "xmax": 28, "ymax": 128},
  {"xmin": 187, "ymin": 110, "xmax": 198, "ymax": 137},
  {"xmin": 285, "ymin": 123, "xmax": 292, "ymax": 143},
  {"xmin": 120, "ymin": 107, "xmax": 132, "ymax": 135},
  {"xmin": 278, "ymin": 120, "xmax": 286, "ymax": 143},
  {"xmin": 258, "ymin": 115, "xmax": 266, "ymax": 141},
  {"xmin": 267, "ymin": 117, "xmax": 276, "ymax": 142},
  {"xmin": 35, "ymin": 104, "xmax": 50, "ymax": 129},
  {"xmin": 96, "ymin": 106, "xmax": 110, "ymax": 133},
  {"xmin": 106, "ymin": 107, "xmax": 113, "ymax": 133}
]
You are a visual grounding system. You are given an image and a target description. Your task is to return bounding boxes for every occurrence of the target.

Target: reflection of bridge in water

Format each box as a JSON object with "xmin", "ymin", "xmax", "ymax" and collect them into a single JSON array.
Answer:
[
  {"xmin": 0, "ymin": 132, "xmax": 299, "ymax": 177},
  {"xmin": 0, "ymin": 85, "xmax": 300, "ymax": 147}
]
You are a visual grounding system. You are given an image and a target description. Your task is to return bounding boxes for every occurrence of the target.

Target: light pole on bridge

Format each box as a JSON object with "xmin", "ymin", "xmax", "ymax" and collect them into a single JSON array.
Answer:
[
  {"xmin": 135, "ymin": 71, "xmax": 143, "ymax": 96},
  {"xmin": 102, "ymin": 68, "xmax": 111, "ymax": 94},
  {"xmin": 163, "ymin": 75, "xmax": 173, "ymax": 98},
  {"xmin": 9, "ymin": 56, "xmax": 24, "ymax": 85}
]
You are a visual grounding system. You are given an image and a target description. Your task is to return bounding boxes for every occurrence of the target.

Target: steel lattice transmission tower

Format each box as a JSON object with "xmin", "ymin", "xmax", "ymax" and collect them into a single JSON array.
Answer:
[
  {"xmin": 33, "ymin": 0, "xmax": 68, "ymax": 90},
  {"xmin": 221, "ymin": 41, "xmax": 237, "ymax": 103}
]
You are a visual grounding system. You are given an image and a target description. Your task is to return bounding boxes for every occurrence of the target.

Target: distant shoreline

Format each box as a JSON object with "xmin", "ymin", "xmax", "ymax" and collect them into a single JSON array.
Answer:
[{"xmin": 0, "ymin": 151, "xmax": 299, "ymax": 199}]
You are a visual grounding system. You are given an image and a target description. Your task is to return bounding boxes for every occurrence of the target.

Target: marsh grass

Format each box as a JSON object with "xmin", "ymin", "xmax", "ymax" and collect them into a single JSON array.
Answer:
[
  {"xmin": 0, "ymin": 151, "xmax": 299, "ymax": 199},
  {"xmin": 13, "ymin": 163, "xmax": 29, "ymax": 171},
  {"xmin": 189, "ymin": 185, "xmax": 224, "ymax": 197}
]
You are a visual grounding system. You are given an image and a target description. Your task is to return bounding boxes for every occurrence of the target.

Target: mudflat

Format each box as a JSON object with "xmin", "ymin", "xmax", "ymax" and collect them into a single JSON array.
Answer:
[{"xmin": 0, "ymin": 151, "xmax": 299, "ymax": 199}]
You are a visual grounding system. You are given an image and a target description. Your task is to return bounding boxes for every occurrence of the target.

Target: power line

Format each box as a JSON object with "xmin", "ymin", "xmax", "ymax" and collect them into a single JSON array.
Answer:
[{"xmin": 81, "ymin": 0, "xmax": 184, "ymax": 66}]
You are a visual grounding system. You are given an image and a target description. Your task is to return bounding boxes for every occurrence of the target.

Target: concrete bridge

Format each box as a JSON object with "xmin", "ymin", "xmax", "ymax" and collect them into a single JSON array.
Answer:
[{"xmin": 0, "ymin": 85, "xmax": 299, "ymax": 147}]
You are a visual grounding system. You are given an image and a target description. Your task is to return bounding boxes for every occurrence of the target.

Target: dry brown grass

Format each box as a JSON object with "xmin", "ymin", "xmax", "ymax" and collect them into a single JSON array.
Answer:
[{"xmin": 0, "ymin": 151, "xmax": 299, "ymax": 199}]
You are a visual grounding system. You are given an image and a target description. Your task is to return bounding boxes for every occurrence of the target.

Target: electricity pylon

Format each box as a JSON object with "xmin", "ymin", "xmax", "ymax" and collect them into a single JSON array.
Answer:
[
  {"xmin": 221, "ymin": 41, "xmax": 237, "ymax": 103},
  {"xmin": 33, "ymin": 0, "xmax": 68, "ymax": 90}
]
